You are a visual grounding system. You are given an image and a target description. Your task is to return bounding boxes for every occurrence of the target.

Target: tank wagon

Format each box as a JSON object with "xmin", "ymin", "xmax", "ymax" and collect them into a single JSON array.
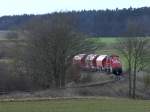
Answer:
[
  {"xmin": 73, "ymin": 54, "xmax": 122, "ymax": 76},
  {"xmin": 84, "ymin": 54, "xmax": 99, "ymax": 71}
]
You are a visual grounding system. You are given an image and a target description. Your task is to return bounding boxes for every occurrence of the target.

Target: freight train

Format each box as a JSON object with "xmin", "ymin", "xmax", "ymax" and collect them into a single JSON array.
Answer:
[{"xmin": 73, "ymin": 54, "xmax": 122, "ymax": 76}]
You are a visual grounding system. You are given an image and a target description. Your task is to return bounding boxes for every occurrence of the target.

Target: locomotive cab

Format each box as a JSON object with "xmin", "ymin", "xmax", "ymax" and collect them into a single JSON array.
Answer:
[{"xmin": 110, "ymin": 54, "xmax": 122, "ymax": 76}]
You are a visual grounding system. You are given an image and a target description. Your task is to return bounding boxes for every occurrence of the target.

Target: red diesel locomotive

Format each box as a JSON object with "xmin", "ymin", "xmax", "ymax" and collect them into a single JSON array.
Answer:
[{"xmin": 73, "ymin": 54, "xmax": 122, "ymax": 76}]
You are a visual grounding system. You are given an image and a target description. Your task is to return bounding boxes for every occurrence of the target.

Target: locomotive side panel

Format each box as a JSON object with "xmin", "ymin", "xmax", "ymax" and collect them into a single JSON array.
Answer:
[
  {"xmin": 110, "ymin": 55, "xmax": 122, "ymax": 75},
  {"xmin": 96, "ymin": 55, "xmax": 108, "ymax": 71}
]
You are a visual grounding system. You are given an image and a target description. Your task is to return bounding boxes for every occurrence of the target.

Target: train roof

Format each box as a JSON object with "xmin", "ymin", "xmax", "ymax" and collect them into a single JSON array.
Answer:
[
  {"xmin": 86, "ymin": 54, "xmax": 98, "ymax": 60},
  {"xmin": 96, "ymin": 55, "xmax": 107, "ymax": 61},
  {"xmin": 73, "ymin": 54, "xmax": 86, "ymax": 60}
]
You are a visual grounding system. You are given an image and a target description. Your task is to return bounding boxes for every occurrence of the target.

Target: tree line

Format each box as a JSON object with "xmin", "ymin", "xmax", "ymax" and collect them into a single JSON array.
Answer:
[{"xmin": 0, "ymin": 7, "xmax": 150, "ymax": 37}]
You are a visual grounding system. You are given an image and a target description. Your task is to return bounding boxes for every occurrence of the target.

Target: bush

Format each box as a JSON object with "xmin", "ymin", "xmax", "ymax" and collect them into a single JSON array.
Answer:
[
  {"xmin": 80, "ymin": 72, "xmax": 93, "ymax": 83},
  {"xmin": 143, "ymin": 73, "xmax": 150, "ymax": 88},
  {"xmin": 0, "ymin": 62, "xmax": 33, "ymax": 93},
  {"xmin": 66, "ymin": 64, "xmax": 81, "ymax": 83}
]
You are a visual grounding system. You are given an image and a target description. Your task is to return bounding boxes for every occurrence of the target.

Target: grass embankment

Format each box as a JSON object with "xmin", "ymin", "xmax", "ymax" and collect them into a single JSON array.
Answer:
[
  {"xmin": 0, "ymin": 98, "xmax": 149, "ymax": 112},
  {"xmin": 89, "ymin": 37, "xmax": 117, "ymax": 44},
  {"xmin": 89, "ymin": 37, "xmax": 128, "ymax": 70},
  {"xmin": 88, "ymin": 37, "xmax": 119, "ymax": 56}
]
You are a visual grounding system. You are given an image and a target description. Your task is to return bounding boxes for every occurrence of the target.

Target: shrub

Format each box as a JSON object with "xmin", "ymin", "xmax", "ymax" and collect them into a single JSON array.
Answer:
[{"xmin": 143, "ymin": 74, "xmax": 150, "ymax": 88}]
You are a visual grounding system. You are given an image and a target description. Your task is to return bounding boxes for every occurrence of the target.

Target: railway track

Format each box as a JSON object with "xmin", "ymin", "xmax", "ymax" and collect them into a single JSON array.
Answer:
[
  {"xmin": 65, "ymin": 75, "xmax": 126, "ymax": 89},
  {"xmin": 0, "ymin": 79, "xmax": 126, "ymax": 102},
  {"xmin": 65, "ymin": 80, "xmax": 118, "ymax": 89}
]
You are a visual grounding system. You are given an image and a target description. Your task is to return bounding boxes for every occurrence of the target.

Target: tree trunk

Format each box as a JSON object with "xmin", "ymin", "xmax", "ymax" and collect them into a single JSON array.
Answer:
[
  {"xmin": 128, "ymin": 66, "xmax": 132, "ymax": 97},
  {"xmin": 132, "ymin": 61, "xmax": 137, "ymax": 99},
  {"xmin": 128, "ymin": 52, "xmax": 132, "ymax": 98},
  {"xmin": 60, "ymin": 64, "xmax": 66, "ymax": 88}
]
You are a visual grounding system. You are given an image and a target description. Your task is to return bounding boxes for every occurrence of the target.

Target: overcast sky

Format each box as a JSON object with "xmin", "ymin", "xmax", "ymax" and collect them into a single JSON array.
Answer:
[{"xmin": 0, "ymin": 0, "xmax": 150, "ymax": 16}]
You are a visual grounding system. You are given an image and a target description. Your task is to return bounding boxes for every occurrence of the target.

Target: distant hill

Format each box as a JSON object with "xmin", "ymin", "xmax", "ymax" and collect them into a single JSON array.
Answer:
[{"xmin": 0, "ymin": 7, "xmax": 150, "ymax": 37}]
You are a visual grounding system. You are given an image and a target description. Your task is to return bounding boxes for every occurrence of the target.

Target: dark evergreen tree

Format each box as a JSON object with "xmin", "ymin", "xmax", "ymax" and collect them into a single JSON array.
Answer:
[{"xmin": 0, "ymin": 7, "xmax": 150, "ymax": 37}]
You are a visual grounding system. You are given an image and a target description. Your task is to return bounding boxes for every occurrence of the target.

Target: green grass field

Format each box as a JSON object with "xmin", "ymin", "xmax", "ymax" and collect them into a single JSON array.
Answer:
[
  {"xmin": 0, "ymin": 98, "xmax": 150, "ymax": 112},
  {"xmin": 89, "ymin": 37, "xmax": 150, "ymax": 44},
  {"xmin": 89, "ymin": 37, "xmax": 118, "ymax": 44}
]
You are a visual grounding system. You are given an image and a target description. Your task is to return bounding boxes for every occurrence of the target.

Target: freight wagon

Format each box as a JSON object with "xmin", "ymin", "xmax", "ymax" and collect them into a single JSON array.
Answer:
[{"xmin": 73, "ymin": 54, "xmax": 122, "ymax": 76}]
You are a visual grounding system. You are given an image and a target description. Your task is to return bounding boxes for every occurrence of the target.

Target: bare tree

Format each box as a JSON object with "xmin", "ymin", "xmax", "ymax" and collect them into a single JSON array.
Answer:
[
  {"xmin": 118, "ymin": 37, "xmax": 149, "ymax": 98},
  {"xmin": 117, "ymin": 38, "xmax": 133, "ymax": 97},
  {"xmin": 5, "ymin": 31, "xmax": 19, "ymax": 40},
  {"xmin": 15, "ymin": 14, "xmax": 98, "ymax": 88},
  {"xmin": 118, "ymin": 18, "xmax": 150, "ymax": 98},
  {"xmin": 118, "ymin": 37, "xmax": 149, "ymax": 99},
  {"xmin": 132, "ymin": 38, "xmax": 149, "ymax": 98}
]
